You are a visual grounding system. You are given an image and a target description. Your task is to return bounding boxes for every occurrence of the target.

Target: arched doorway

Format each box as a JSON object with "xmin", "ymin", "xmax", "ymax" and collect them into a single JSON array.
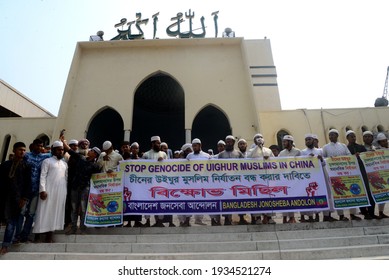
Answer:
[
  {"xmin": 87, "ymin": 108, "xmax": 124, "ymax": 150},
  {"xmin": 132, "ymin": 73, "xmax": 185, "ymax": 152},
  {"xmin": 192, "ymin": 105, "xmax": 232, "ymax": 153}
]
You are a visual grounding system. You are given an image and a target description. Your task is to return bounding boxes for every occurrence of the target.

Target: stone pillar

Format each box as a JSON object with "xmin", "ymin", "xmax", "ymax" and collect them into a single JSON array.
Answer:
[
  {"xmin": 185, "ymin": 129, "xmax": 191, "ymax": 144},
  {"xmin": 124, "ymin": 130, "xmax": 131, "ymax": 142}
]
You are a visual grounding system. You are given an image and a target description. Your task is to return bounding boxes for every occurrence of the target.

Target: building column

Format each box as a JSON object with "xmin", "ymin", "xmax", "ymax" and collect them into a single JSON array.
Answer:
[
  {"xmin": 185, "ymin": 129, "xmax": 191, "ymax": 144},
  {"xmin": 124, "ymin": 130, "xmax": 131, "ymax": 142}
]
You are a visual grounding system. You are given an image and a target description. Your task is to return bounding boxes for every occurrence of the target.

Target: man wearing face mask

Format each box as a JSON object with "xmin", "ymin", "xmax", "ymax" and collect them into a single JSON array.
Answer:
[
  {"xmin": 247, "ymin": 133, "xmax": 275, "ymax": 225},
  {"xmin": 32, "ymin": 141, "xmax": 68, "ymax": 243}
]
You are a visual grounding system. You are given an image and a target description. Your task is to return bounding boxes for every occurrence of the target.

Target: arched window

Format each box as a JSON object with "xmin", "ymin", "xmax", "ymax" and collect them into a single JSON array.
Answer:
[
  {"xmin": 377, "ymin": 125, "xmax": 385, "ymax": 132},
  {"xmin": 1, "ymin": 134, "xmax": 11, "ymax": 163},
  {"xmin": 276, "ymin": 130, "xmax": 289, "ymax": 150},
  {"xmin": 192, "ymin": 105, "xmax": 231, "ymax": 152}
]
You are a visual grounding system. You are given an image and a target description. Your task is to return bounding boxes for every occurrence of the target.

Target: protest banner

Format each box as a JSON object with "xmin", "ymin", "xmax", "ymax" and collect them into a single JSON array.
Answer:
[
  {"xmin": 119, "ymin": 156, "xmax": 329, "ymax": 215},
  {"xmin": 359, "ymin": 149, "xmax": 389, "ymax": 204},
  {"xmin": 85, "ymin": 171, "xmax": 123, "ymax": 227},
  {"xmin": 324, "ymin": 155, "xmax": 370, "ymax": 209}
]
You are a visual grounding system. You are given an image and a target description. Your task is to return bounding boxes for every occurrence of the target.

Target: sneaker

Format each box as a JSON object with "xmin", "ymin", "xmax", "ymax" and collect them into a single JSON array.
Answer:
[{"xmin": 194, "ymin": 220, "xmax": 207, "ymax": 226}]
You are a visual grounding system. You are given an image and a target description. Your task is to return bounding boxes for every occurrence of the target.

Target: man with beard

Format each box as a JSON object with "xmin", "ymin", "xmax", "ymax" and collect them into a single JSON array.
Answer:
[
  {"xmin": 33, "ymin": 141, "xmax": 68, "ymax": 243},
  {"xmin": 247, "ymin": 133, "xmax": 276, "ymax": 225},
  {"xmin": 182, "ymin": 138, "xmax": 210, "ymax": 226},
  {"xmin": 0, "ymin": 142, "xmax": 31, "ymax": 255},
  {"xmin": 278, "ymin": 135, "xmax": 301, "ymax": 223},
  {"xmin": 322, "ymin": 129, "xmax": 361, "ymax": 222},
  {"xmin": 237, "ymin": 139, "xmax": 248, "ymax": 157},
  {"xmin": 347, "ymin": 130, "xmax": 377, "ymax": 220},
  {"xmin": 98, "ymin": 141, "xmax": 123, "ymax": 173},
  {"xmin": 217, "ymin": 135, "xmax": 245, "ymax": 226},
  {"xmin": 61, "ymin": 137, "xmax": 102, "ymax": 234},
  {"xmin": 142, "ymin": 136, "xmax": 168, "ymax": 227},
  {"xmin": 300, "ymin": 134, "xmax": 324, "ymax": 223}
]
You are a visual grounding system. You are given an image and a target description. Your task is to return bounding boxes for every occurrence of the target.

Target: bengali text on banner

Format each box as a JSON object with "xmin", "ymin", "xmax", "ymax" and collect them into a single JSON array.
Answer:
[
  {"xmin": 119, "ymin": 156, "xmax": 329, "ymax": 215},
  {"xmin": 85, "ymin": 171, "xmax": 124, "ymax": 227},
  {"xmin": 359, "ymin": 149, "xmax": 389, "ymax": 204},
  {"xmin": 324, "ymin": 155, "xmax": 370, "ymax": 209}
]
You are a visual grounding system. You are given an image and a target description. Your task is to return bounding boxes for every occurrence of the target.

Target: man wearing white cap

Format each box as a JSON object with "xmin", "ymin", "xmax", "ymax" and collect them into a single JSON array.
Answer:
[
  {"xmin": 60, "ymin": 137, "xmax": 102, "ymax": 234},
  {"xmin": 142, "ymin": 136, "xmax": 168, "ymax": 161},
  {"xmin": 362, "ymin": 131, "xmax": 376, "ymax": 152},
  {"xmin": 278, "ymin": 135, "xmax": 301, "ymax": 223},
  {"xmin": 216, "ymin": 135, "xmax": 246, "ymax": 225},
  {"xmin": 33, "ymin": 141, "xmax": 68, "ymax": 243},
  {"xmin": 160, "ymin": 142, "xmax": 173, "ymax": 159},
  {"xmin": 322, "ymin": 129, "xmax": 359, "ymax": 222},
  {"xmin": 186, "ymin": 138, "xmax": 210, "ymax": 160},
  {"xmin": 237, "ymin": 139, "xmax": 248, "ymax": 157},
  {"xmin": 213, "ymin": 140, "xmax": 225, "ymax": 158},
  {"xmin": 300, "ymin": 134, "xmax": 324, "ymax": 223},
  {"xmin": 376, "ymin": 133, "xmax": 389, "ymax": 149},
  {"xmin": 180, "ymin": 143, "xmax": 193, "ymax": 159},
  {"xmin": 346, "ymin": 130, "xmax": 377, "ymax": 220},
  {"xmin": 247, "ymin": 133, "xmax": 275, "ymax": 225},
  {"xmin": 97, "ymin": 140, "xmax": 123, "ymax": 173},
  {"xmin": 184, "ymin": 138, "xmax": 210, "ymax": 226},
  {"xmin": 142, "ymin": 136, "xmax": 168, "ymax": 227}
]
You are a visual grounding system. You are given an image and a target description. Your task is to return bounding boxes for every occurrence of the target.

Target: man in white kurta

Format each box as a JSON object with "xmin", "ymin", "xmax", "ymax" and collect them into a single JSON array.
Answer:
[{"xmin": 33, "ymin": 141, "xmax": 68, "ymax": 241}]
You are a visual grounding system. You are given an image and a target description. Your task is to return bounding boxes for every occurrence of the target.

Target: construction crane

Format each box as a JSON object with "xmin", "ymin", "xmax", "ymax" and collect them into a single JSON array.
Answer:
[{"xmin": 374, "ymin": 66, "xmax": 389, "ymax": 107}]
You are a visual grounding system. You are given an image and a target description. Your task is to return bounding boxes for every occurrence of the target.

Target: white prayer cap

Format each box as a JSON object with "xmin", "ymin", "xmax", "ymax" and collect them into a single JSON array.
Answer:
[
  {"xmin": 377, "ymin": 133, "xmax": 387, "ymax": 141},
  {"xmin": 150, "ymin": 136, "xmax": 160, "ymax": 142},
  {"xmin": 192, "ymin": 138, "xmax": 201, "ymax": 144},
  {"xmin": 174, "ymin": 150, "xmax": 181, "ymax": 154},
  {"xmin": 363, "ymin": 131, "xmax": 373, "ymax": 136},
  {"xmin": 102, "ymin": 141, "xmax": 112, "ymax": 151},
  {"xmin": 78, "ymin": 139, "xmax": 90, "ymax": 146},
  {"xmin": 345, "ymin": 130, "xmax": 355, "ymax": 137},
  {"xmin": 304, "ymin": 134, "xmax": 314, "ymax": 139},
  {"xmin": 238, "ymin": 138, "xmax": 247, "ymax": 144},
  {"xmin": 181, "ymin": 143, "xmax": 192, "ymax": 151},
  {"xmin": 217, "ymin": 140, "xmax": 226, "ymax": 145},
  {"xmin": 91, "ymin": 147, "xmax": 101, "ymax": 156},
  {"xmin": 312, "ymin": 134, "xmax": 319, "ymax": 140},
  {"xmin": 253, "ymin": 133, "xmax": 263, "ymax": 139},
  {"xmin": 160, "ymin": 142, "xmax": 168, "ymax": 147},
  {"xmin": 225, "ymin": 135, "xmax": 235, "ymax": 141},
  {"xmin": 69, "ymin": 139, "xmax": 78, "ymax": 145},
  {"xmin": 283, "ymin": 135, "xmax": 294, "ymax": 141},
  {"xmin": 52, "ymin": 141, "xmax": 63, "ymax": 148},
  {"xmin": 130, "ymin": 142, "xmax": 139, "ymax": 148},
  {"xmin": 328, "ymin": 129, "xmax": 339, "ymax": 135}
]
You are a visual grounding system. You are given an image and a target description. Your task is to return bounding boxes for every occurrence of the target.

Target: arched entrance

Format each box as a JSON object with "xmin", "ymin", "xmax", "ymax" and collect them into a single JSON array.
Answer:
[
  {"xmin": 87, "ymin": 108, "xmax": 124, "ymax": 150},
  {"xmin": 132, "ymin": 73, "xmax": 185, "ymax": 152},
  {"xmin": 192, "ymin": 105, "xmax": 231, "ymax": 153}
]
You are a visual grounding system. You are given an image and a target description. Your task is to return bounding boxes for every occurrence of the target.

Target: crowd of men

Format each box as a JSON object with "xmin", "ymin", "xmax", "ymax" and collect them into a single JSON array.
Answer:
[{"xmin": 1, "ymin": 129, "xmax": 388, "ymax": 255}]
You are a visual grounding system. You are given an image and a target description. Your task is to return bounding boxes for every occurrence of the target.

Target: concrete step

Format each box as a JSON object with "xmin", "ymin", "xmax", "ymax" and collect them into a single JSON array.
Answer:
[
  {"xmin": 2, "ymin": 244, "xmax": 389, "ymax": 260},
  {"xmin": 2, "ymin": 218, "xmax": 389, "ymax": 259}
]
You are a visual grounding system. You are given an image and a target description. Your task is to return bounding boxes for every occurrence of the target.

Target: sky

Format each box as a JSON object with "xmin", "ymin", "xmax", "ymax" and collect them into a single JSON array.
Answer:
[{"xmin": 1, "ymin": 0, "xmax": 389, "ymax": 116}]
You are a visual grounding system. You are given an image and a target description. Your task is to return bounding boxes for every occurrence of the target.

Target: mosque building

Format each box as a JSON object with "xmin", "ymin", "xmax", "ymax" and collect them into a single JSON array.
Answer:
[{"xmin": 1, "ymin": 11, "xmax": 389, "ymax": 160}]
